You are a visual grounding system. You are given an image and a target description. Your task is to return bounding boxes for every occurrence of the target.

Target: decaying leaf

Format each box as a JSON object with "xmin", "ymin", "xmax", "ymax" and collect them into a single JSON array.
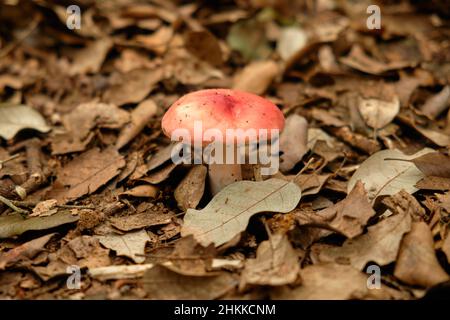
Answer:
[
  {"xmin": 0, "ymin": 104, "xmax": 50, "ymax": 140},
  {"xmin": 174, "ymin": 165, "xmax": 207, "ymax": 211},
  {"xmin": 29, "ymin": 199, "xmax": 58, "ymax": 217},
  {"xmin": 0, "ymin": 212, "xmax": 78, "ymax": 239},
  {"xmin": 240, "ymin": 233, "xmax": 299, "ymax": 287},
  {"xmin": 271, "ymin": 263, "xmax": 403, "ymax": 300},
  {"xmin": 69, "ymin": 38, "xmax": 113, "ymax": 75},
  {"xmin": 315, "ymin": 210, "xmax": 412, "ymax": 270},
  {"xmin": 55, "ymin": 147, "xmax": 126, "ymax": 202},
  {"xmin": 143, "ymin": 264, "xmax": 238, "ymax": 299},
  {"xmin": 96, "ymin": 229, "xmax": 150, "ymax": 263},
  {"xmin": 348, "ymin": 148, "xmax": 433, "ymax": 200},
  {"xmin": 110, "ymin": 211, "xmax": 174, "ymax": 232},
  {"xmin": 182, "ymin": 178, "xmax": 302, "ymax": 247},
  {"xmin": 357, "ymin": 96, "xmax": 400, "ymax": 130},
  {"xmin": 304, "ymin": 181, "xmax": 375, "ymax": 239},
  {"xmin": 394, "ymin": 222, "xmax": 449, "ymax": 287},
  {"xmin": 0, "ymin": 233, "xmax": 55, "ymax": 270},
  {"xmin": 279, "ymin": 114, "xmax": 308, "ymax": 172},
  {"xmin": 120, "ymin": 185, "xmax": 159, "ymax": 198}
]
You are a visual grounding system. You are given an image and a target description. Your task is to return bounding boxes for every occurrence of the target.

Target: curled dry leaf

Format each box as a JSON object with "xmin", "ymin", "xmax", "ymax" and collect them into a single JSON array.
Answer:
[
  {"xmin": 54, "ymin": 147, "xmax": 126, "ymax": 202},
  {"xmin": 394, "ymin": 222, "xmax": 449, "ymax": 287},
  {"xmin": 174, "ymin": 165, "xmax": 207, "ymax": 211},
  {"xmin": 232, "ymin": 60, "xmax": 279, "ymax": 95},
  {"xmin": 96, "ymin": 229, "xmax": 150, "ymax": 263},
  {"xmin": 182, "ymin": 178, "xmax": 302, "ymax": 247},
  {"xmin": 279, "ymin": 114, "xmax": 308, "ymax": 172},
  {"xmin": 62, "ymin": 102, "xmax": 130, "ymax": 142},
  {"xmin": 240, "ymin": 233, "xmax": 300, "ymax": 288},
  {"xmin": 357, "ymin": 96, "xmax": 400, "ymax": 130},
  {"xmin": 0, "ymin": 104, "xmax": 50, "ymax": 140},
  {"xmin": 304, "ymin": 181, "xmax": 375, "ymax": 239},
  {"xmin": 116, "ymin": 99, "xmax": 158, "ymax": 149},
  {"xmin": 315, "ymin": 210, "xmax": 412, "ymax": 270},
  {"xmin": 29, "ymin": 199, "xmax": 58, "ymax": 217},
  {"xmin": 0, "ymin": 233, "xmax": 55, "ymax": 270},
  {"xmin": 0, "ymin": 211, "xmax": 78, "ymax": 239},
  {"xmin": 110, "ymin": 211, "xmax": 174, "ymax": 232},
  {"xmin": 348, "ymin": 148, "xmax": 433, "ymax": 200},
  {"xmin": 271, "ymin": 263, "xmax": 402, "ymax": 300}
]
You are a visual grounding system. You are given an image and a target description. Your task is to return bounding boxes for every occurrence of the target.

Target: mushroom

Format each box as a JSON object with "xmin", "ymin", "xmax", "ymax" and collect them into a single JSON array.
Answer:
[{"xmin": 162, "ymin": 89, "xmax": 285, "ymax": 194}]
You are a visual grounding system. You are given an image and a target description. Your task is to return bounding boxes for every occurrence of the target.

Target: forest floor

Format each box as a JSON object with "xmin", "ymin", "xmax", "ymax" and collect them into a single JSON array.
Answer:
[{"xmin": 1, "ymin": 0, "xmax": 450, "ymax": 300}]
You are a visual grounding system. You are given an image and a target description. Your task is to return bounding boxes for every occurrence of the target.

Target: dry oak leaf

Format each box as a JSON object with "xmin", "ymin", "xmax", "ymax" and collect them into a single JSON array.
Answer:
[
  {"xmin": 96, "ymin": 229, "xmax": 150, "ymax": 263},
  {"xmin": 240, "ymin": 233, "xmax": 300, "ymax": 288},
  {"xmin": 233, "ymin": 60, "xmax": 279, "ymax": 95},
  {"xmin": 357, "ymin": 96, "xmax": 400, "ymax": 130},
  {"xmin": 0, "ymin": 104, "xmax": 50, "ymax": 140},
  {"xmin": 56, "ymin": 147, "xmax": 126, "ymax": 202},
  {"xmin": 316, "ymin": 210, "xmax": 412, "ymax": 270},
  {"xmin": 116, "ymin": 99, "xmax": 158, "ymax": 149},
  {"xmin": 182, "ymin": 178, "xmax": 302, "ymax": 247},
  {"xmin": 308, "ymin": 181, "xmax": 375, "ymax": 239},
  {"xmin": 394, "ymin": 222, "xmax": 449, "ymax": 287},
  {"xmin": 174, "ymin": 165, "xmax": 207, "ymax": 211},
  {"xmin": 271, "ymin": 263, "xmax": 403, "ymax": 300},
  {"xmin": 279, "ymin": 114, "xmax": 308, "ymax": 173},
  {"xmin": 348, "ymin": 148, "xmax": 433, "ymax": 200},
  {"xmin": 62, "ymin": 102, "xmax": 130, "ymax": 141}
]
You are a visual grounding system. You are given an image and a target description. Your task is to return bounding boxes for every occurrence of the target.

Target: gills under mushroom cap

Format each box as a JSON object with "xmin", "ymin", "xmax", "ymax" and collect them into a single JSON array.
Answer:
[{"xmin": 161, "ymin": 89, "xmax": 285, "ymax": 145}]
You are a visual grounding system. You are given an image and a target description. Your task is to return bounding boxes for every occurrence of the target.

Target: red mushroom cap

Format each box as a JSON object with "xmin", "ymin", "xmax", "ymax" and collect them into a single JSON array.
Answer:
[{"xmin": 161, "ymin": 89, "xmax": 285, "ymax": 145}]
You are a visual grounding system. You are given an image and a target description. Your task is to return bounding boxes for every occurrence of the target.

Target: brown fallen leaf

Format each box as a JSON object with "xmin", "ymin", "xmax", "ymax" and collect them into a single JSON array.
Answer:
[
  {"xmin": 103, "ymin": 68, "xmax": 164, "ymax": 106},
  {"xmin": 415, "ymin": 176, "xmax": 450, "ymax": 191},
  {"xmin": 410, "ymin": 152, "xmax": 450, "ymax": 178},
  {"xmin": 55, "ymin": 147, "xmax": 126, "ymax": 202},
  {"xmin": 62, "ymin": 102, "xmax": 130, "ymax": 142},
  {"xmin": 133, "ymin": 26, "xmax": 173, "ymax": 55},
  {"xmin": 382, "ymin": 190, "xmax": 426, "ymax": 221},
  {"xmin": 97, "ymin": 229, "xmax": 150, "ymax": 263},
  {"xmin": 279, "ymin": 114, "xmax": 308, "ymax": 173},
  {"xmin": 185, "ymin": 30, "xmax": 223, "ymax": 67},
  {"xmin": 240, "ymin": 233, "xmax": 300, "ymax": 288},
  {"xmin": 174, "ymin": 165, "xmax": 207, "ymax": 211},
  {"xmin": 271, "ymin": 263, "xmax": 402, "ymax": 300},
  {"xmin": 140, "ymin": 163, "xmax": 177, "ymax": 184},
  {"xmin": 233, "ymin": 60, "xmax": 279, "ymax": 95},
  {"xmin": 315, "ymin": 210, "xmax": 412, "ymax": 270},
  {"xmin": 130, "ymin": 143, "xmax": 177, "ymax": 180},
  {"xmin": 116, "ymin": 99, "xmax": 158, "ymax": 149},
  {"xmin": 67, "ymin": 236, "xmax": 111, "ymax": 269},
  {"xmin": 301, "ymin": 181, "xmax": 375, "ymax": 239},
  {"xmin": 394, "ymin": 222, "xmax": 449, "ymax": 287},
  {"xmin": 69, "ymin": 38, "xmax": 113, "ymax": 75},
  {"xmin": 294, "ymin": 174, "xmax": 331, "ymax": 196},
  {"xmin": 0, "ymin": 233, "xmax": 55, "ymax": 270},
  {"xmin": 143, "ymin": 264, "xmax": 238, "ymax": 299},
  {"xmin": 110, "ymin": 211, "xmax": 173, "ymax": 232},
  {"xmin": 0, "ymin": 104, "xmax": 51, "ymax": 140}
]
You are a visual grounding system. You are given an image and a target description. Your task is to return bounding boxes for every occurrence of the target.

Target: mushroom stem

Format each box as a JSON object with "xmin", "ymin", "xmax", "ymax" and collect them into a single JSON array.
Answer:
[{"xmin": 208, "ymin": 163, "xmax": 242, "ymax": 195}]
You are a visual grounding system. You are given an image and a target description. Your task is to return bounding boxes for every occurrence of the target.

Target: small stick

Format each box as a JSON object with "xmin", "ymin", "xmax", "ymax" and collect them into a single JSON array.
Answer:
[{"xmin": 0, "ymin": 195, "xmax": 29, "ymax": 215}]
